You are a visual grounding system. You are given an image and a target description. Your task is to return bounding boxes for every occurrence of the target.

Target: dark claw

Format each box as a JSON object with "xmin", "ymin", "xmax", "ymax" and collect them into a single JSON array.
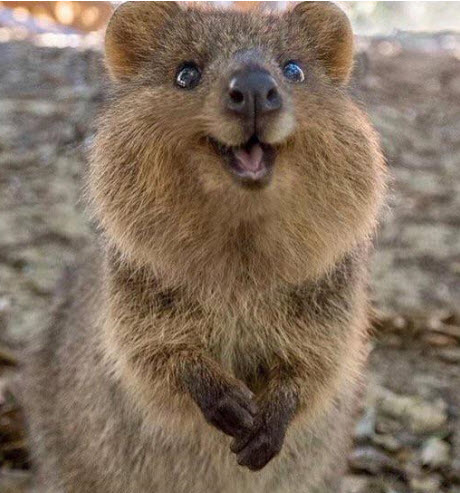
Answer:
[
  {"xmin": 235, "ymin": 424, "xmax": 283, "ymax": 471},
  {"xmin": 200, "ymin": 385, "xmax": 258, "ymax": 437},
  {"xmin": 231, "ymin": 404, "xmax": 291, "ymax": 471},
  {"xmin": 230, "ymin": 432, "xmax": 252, "ymax": 454}
]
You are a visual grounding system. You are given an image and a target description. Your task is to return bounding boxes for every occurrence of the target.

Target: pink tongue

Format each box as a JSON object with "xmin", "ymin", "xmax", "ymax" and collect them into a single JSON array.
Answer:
[{"xmin": 234, "ymin": 144, "xmax": 264, "ymax": 172}]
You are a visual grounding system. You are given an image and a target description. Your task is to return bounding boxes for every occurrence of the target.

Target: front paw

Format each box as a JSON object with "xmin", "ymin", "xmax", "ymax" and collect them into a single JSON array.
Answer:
[
  {"xmin": 199, "ymin": 382, "xmax": 258, "ymax": 438},
  {"xmin": 230, "ymin": 415, "xmax": 286, "ymax": 471}
]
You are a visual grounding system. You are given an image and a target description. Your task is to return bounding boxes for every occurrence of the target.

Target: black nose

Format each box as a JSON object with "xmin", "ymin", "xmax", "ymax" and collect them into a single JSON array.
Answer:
[{"xmin": 226, "ymin": 69, "xmax": 282, "ymax": 119}]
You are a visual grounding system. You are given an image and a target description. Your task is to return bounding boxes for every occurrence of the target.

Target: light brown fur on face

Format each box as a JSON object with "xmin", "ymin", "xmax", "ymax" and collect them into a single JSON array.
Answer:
[
  {"xmin": 91, "ymin": 2, "xmax": 384, "ymax": 300},
  {"xmin": 22, "ymin": 2, "xmax": 386, "ymax": 492}
]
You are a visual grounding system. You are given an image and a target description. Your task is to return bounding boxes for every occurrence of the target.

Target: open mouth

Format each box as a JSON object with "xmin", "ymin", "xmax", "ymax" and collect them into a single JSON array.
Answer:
[{"xmin": 210, "ymin": 135, "xmax": 275, "ymax": 188}]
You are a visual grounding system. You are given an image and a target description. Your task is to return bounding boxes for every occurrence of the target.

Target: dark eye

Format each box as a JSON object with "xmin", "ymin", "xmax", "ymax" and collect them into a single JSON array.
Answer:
[
  {"xmin": 282, "ymin": 61, "xmax": 305, "ymax": 83},
  {"xmin": 175, "ymin": 62, "xmax": 201, "ymax": 89}
]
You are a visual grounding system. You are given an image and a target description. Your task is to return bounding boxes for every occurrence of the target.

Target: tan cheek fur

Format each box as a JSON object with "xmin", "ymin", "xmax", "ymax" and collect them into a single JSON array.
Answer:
[{"xmin": 89, "ymin": 84, "xmax": 385, "ymax": 301}]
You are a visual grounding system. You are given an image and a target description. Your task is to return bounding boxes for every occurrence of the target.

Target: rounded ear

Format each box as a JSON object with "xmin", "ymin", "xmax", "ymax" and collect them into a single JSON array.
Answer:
[
  {"xmin": 105, "ymin": 1, "xmax": 180, "ymax": 81},
  {"xmin": 289, "ymin": 2, "xmax": 354, "ymax": 84}
]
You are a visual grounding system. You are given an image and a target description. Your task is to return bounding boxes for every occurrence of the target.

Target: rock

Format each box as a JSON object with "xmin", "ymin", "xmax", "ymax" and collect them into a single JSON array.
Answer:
[
  {"xmin": 410, "ymin": 474, "xmax": 443, "ymax": 492},
  {"xmin": 380, "ymin": 333, "xmax": 404, "ymax": 348},
  {"xmin": 373, "ymin": 386, "xmax": 448, "ymax": 434},
  {"xmin": 447, "ymin": 458, "xmax": 460, "ymax": 482},
  {"xmin": 341, "ymin": 475, "xmax": 400, "ymax": 493},
  {"xmin": 435, "ymin": 347, "xmax": 460, "ymax": 364},
  {"xmin": 422, "ymin": 332, "xmax": 458, "ymax": 347},
  {"xmin": 375, "ymin": 415, "xmax": 404, "ymax": 435},
  {"xmin": 420, "ymin": 437, "xmax": 451, "ymax": 469},
  {"xmin": 355, "ymin": 407, "xmax": 376, "ymax": 442},
  {"xmin": 372, "ymin": 433, "xmax": 402, "ymax": 453},
  {"xmin": 348, "ymin": 446, "xmax": 402, "ymax": 477}
]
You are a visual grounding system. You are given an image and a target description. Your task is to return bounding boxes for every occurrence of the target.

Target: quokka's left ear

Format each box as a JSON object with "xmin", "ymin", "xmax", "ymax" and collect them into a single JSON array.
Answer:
[
  {"xmin": 105, "ymin": 1, "xmax": 181, "ymax": 81},
  {"xmin": 287, "ymin": 2, "xmax": 354, "ymax": 85}
]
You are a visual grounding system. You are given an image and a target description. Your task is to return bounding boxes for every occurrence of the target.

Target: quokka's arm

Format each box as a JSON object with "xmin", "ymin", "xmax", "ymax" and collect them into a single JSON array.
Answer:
[
  {"xmin": 105, "ymin": 261, "xmax": 257, "ymax": 439},
  {"xmin": 231, "ymin": 252, "xmax": 368, "ymax": 470},
  {"xmin": 229, "ymin": 360, "xmax": 300, "ymax": 471},
  {"xmin": 114, "ymin": 337, "xmax": 258, "ymax": 439},
  {"xmin": 229, "ymin": 338, "xmax": 352, "ymax": 472},
  {"xmin": 177, "ymin": 351, "xmax": 258, "ymax": 437}
]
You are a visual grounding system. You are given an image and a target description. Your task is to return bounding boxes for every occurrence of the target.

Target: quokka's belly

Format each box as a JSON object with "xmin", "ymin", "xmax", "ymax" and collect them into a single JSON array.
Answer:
[{"xmin": 130, "ymin": 388, "xmax": 355, "ymax": 493}]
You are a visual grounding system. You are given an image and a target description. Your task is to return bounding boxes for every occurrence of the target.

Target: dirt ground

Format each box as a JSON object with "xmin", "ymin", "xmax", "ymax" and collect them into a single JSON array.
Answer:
[{"xmin": 0, "ymin": 33, "xmax": 459, "ymax": 492}]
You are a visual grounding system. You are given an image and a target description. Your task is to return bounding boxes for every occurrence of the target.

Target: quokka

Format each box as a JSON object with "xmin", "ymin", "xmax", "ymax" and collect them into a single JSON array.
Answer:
[{"xmin": 22, "ymin": 2, "xmax": 386, "ymax": 492}]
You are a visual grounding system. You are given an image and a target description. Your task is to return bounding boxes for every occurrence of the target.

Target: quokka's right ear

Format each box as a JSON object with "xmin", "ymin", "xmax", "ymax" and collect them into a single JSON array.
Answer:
[
  {"xmin": 105, "ymin": 1, "xmax": 180, "ymax": 81},
  {"xmin": 288, "ymin": 2, "xmax": 354, "ymax": 85}
]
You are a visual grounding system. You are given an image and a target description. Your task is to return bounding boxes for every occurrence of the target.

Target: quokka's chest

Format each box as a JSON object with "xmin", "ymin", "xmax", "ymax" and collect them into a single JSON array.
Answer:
[{"xmin": 203, "ymin": 308, "xmax": 294, "ymax": 391}]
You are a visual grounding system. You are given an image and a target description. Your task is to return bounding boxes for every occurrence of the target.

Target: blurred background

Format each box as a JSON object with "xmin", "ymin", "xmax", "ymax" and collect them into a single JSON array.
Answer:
[{"xmin": 0, "ymin": 2, "xmax": 459, "ymax": 492}]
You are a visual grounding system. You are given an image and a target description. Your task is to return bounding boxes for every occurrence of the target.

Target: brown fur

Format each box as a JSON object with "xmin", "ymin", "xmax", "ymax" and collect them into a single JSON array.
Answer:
[{"xmin": 22, "ymin": 2, "xmax": 386, "ymax": 492}]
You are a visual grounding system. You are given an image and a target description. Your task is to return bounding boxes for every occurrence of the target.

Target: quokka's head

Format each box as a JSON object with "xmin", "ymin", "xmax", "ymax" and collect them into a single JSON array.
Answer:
[{"xmin": 90, "ymin": 2, "xmax": 385, "ymax": 290}]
